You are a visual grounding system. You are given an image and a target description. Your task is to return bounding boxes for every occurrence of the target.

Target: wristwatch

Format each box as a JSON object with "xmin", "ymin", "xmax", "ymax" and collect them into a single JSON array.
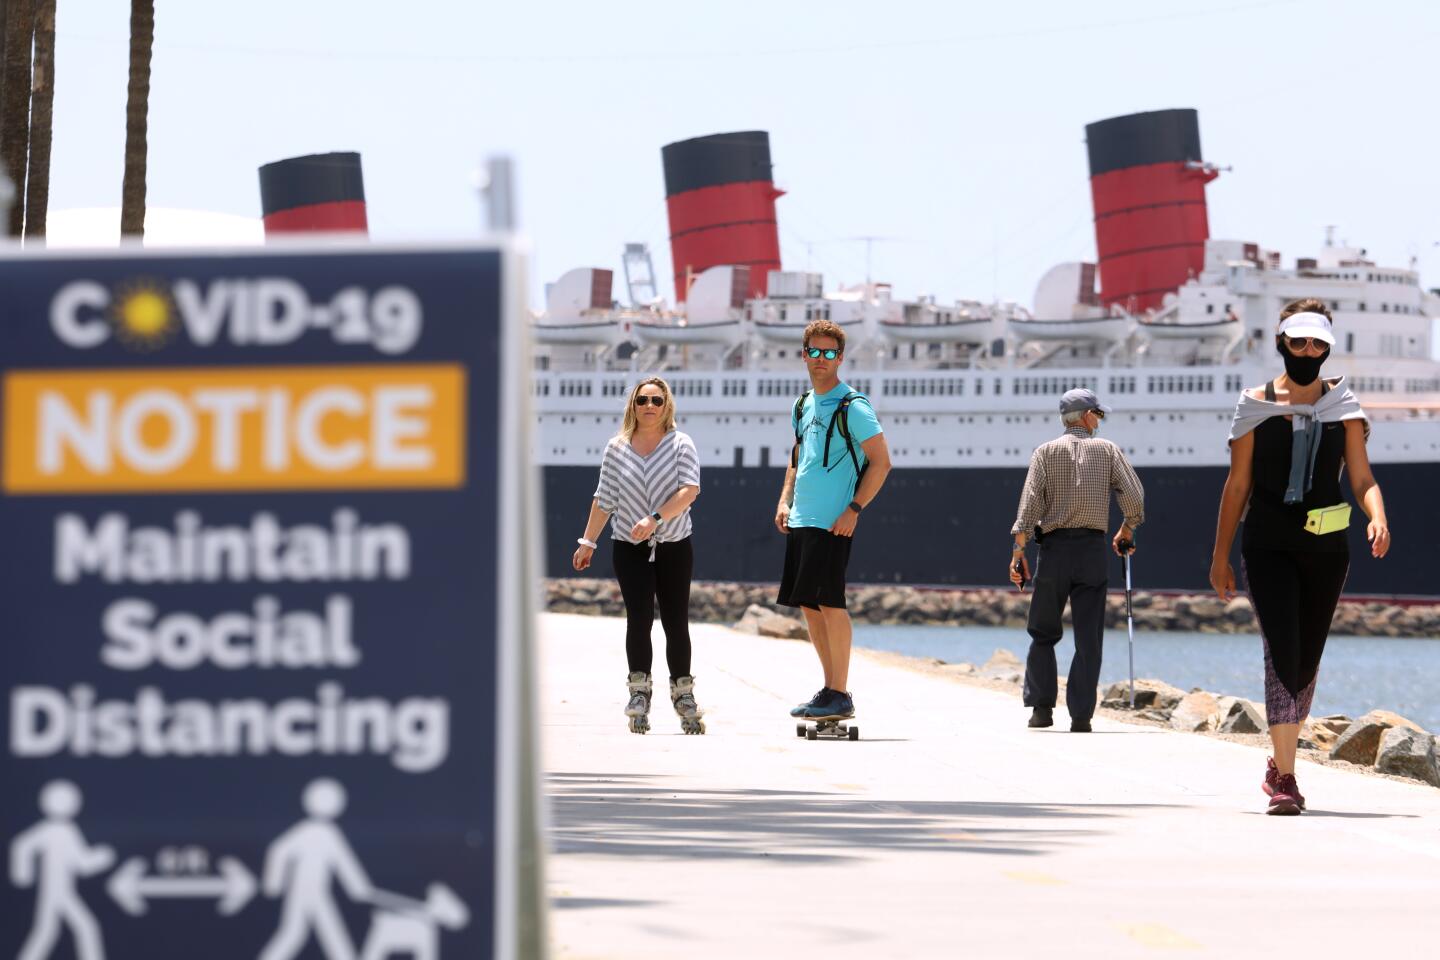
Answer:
[
  {"xmin": 650, "ymin": 511, "xmax": 663, "ymax": 522},
  {"xmin": 848, "ymin": 500, "xmax": 863, "ymax": 514}
]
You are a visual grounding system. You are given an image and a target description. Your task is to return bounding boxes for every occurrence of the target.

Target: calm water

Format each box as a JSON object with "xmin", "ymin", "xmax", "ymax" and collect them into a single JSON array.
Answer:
[{"xmin": 852, "ymin": 625, "xmax": 1440, "ymax": 732}]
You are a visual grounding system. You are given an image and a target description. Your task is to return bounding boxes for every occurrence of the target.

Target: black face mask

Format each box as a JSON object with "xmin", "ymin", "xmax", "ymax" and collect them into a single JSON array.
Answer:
[{"xmin": 1276, "ymin": 340, "xmax": 1330, "ymax": 386}]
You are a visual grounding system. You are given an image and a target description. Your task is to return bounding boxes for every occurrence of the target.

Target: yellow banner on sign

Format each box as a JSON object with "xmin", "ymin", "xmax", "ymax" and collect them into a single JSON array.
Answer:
[{"xmin": 3, "ymin": 364, "xmax": 466, "ymax": 493}]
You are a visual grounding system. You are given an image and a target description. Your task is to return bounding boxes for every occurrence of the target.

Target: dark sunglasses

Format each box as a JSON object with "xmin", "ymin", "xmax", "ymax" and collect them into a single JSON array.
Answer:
[
  {"xmin": 1283, "ymin": 335, "xmax": 1326, "ymax": 352},
  {"xmin": 805, "ymin": 347, "xmax": 841, "ymax": 360},
  {"xmin": 634, "ymin": 394, "xmax": 665, "ymax": 407},
  {"xmin": 1092, "ymin": 409, "xmax": 1105, "ymax": 420}
]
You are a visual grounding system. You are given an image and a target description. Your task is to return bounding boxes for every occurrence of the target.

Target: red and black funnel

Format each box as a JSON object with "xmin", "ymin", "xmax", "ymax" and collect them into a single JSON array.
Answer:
[
  {"xmin": 258, "ymin": 152, "xmax": 368, "ymax": 237},
  {"xmin": 1086, "ymin": 109, "xmax": 1218, "ymax": 312},
  {"xmin": 662, "ymin": 131, "xmax": 783, "ymax": 301}
]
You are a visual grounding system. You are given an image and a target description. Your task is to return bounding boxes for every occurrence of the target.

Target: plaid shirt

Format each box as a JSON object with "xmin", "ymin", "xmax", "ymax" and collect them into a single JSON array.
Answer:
[{"xmin": 1011, "ymin": 426, "xmax": 1145, "ymax": 537}]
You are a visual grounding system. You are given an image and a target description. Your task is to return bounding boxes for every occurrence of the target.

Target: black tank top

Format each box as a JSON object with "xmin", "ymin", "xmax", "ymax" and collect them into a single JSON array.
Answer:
[{"xmin": 1242, "ymin": 379, "xmax": 1349, "ymax": 553}]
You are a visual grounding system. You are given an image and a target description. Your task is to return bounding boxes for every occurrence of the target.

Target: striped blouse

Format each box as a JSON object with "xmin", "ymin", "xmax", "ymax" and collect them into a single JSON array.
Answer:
[{"xmin": 593, "ymin": 430, "xmax": 701, "ymax": 544}]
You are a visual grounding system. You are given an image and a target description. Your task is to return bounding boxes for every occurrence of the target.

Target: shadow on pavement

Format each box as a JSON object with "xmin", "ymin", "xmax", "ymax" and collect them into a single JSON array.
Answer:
[
  {"xmin": 548, "ymin": 771, "xmax": 1181, "ymax": 862},
  {"xmin": 1242, "ymin": 810, "xmax": 1421, "ymax": 819},
  {"xmin": 553, "ymin": 897, "xmax": 666, "ymax": 910}
]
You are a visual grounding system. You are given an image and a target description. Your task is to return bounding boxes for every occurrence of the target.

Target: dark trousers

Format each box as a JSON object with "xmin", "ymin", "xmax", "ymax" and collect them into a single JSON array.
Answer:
[
  {"xmin": 1242, "ymin": 547, "xmax": 1349, "ymax": 726},
  {"xmin": 612, "ymin": 537, "xmax": 694, "ymax": 678},
  {"xmin": 1023, "ymin": 529, "xmax": 1107, "ymax": 721}
]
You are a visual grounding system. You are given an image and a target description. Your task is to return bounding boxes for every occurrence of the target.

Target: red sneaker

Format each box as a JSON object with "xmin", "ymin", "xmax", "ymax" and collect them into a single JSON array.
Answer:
[
  {"xmin": 1267, "ymin": 773, "xmax": 1303, "ymax": 816},
  {"xmin": 1262, "ymin": 757, "xmax": 1307, "ymax": 810}
]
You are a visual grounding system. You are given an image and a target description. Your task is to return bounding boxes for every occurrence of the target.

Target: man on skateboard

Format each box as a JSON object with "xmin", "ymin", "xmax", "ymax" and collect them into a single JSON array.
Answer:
[{"xmin": 774, "ymin": 319, "xmax": 892, "ymax": 728}]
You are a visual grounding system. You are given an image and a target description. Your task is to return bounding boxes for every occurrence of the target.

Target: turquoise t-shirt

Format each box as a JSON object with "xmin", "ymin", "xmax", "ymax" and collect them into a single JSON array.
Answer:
[{"xmin": 789, "ymin": 382, "xmax": 882, "ymax": 529}]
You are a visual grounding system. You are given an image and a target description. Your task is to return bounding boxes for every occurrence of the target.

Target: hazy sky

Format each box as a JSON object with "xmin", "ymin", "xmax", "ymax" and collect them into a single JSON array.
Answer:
[{"xmin": 42, "ymin": 0, "xmax": 1440, "ymax": 310}]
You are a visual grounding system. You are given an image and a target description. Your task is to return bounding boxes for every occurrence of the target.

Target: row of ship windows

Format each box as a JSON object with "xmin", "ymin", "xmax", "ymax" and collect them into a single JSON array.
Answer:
[
  {"xmin": 544, "ymin": 376, "xmax": 1435, "ymax": 402},
  {"xmin": 753, "ymin": 305, "xmax": 833, "ymax": 322},
  {"xmin": 540, "ymin": 374, "xmax": 1252, "ymax": 398},
  {"xmin": 548, "ymin": 411, "xmax": 1230, "ymax": 431},
  {"xmin": 1304, "ymin": 272, "xmax": 1417, "ymax": 284},
  {"xmin": 553, "ymin": 445, "xmax": 1212, "ymax": 459}
]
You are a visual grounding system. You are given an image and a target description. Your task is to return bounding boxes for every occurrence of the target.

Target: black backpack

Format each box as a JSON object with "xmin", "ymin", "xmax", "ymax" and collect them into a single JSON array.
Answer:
[{"xmin": 791, "ymin": 390, "xmax": 870, "ymax": 485}]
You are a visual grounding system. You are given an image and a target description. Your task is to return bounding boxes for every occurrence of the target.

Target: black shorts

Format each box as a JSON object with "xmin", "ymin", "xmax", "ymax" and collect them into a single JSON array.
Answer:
[{"xmin": 777, "ymin": 526, "xmax": 853, "ymax": 610}]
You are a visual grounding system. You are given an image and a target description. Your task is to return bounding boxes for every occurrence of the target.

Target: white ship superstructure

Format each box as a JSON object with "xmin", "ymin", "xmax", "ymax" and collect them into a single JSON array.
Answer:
[
  {"xmin": 530, "ymin": 114, "xmax": 1439, "ymax": 595},
  {"xmin": 533, "ymin": 239, "xmax": 1440, "ymax": 473}
]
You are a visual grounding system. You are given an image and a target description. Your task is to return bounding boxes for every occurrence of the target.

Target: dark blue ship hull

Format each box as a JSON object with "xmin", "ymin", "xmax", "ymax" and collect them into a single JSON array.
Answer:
[{"xmin": 543, "ymin": 463, "xmax": 1436, "ymax": 597}]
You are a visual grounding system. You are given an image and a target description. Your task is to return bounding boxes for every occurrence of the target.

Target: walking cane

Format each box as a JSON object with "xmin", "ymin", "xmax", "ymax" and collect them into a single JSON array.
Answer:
[{"xmin": 1118, "ymin": 539, "xmax": 1136, "ymax": 708}]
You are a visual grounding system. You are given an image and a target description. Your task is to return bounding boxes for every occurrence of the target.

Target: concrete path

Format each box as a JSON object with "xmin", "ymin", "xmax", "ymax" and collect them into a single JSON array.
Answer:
[{"xmin": 540, "ymin": 613, "xmax": 1440, "ymax": 960}]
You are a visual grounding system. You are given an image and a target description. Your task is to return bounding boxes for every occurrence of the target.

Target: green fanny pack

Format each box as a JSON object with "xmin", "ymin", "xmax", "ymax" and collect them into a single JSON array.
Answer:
[{"xmin": 1305, "ymin": 503, "xmax": 1351, "ymax": 535}]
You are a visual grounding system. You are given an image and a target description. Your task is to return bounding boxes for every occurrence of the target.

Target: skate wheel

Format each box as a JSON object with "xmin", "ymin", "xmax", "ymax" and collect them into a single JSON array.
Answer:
[
  {"xmin": 806, "ymin": 727, "xmax": 818, "ymax": 740},
  {"xmin": 796, "ymin": 723, "xmax": 806, "ymax": 738},
  {"xmin": 848, "ymin": 726, "xmax": 860, "ymax": 741}
]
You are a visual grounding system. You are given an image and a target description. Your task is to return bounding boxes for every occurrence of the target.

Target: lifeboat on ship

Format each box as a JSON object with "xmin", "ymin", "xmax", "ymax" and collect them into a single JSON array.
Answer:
[
  {"xmin": 1136, "ymin": 296, "xmax": 1244, "ymax": 345},
  {"xmin": 532, "ymin": 267, "xmax": 630, "ymax": 346},
  {"xmin": 1008, "ymin": 313, "xmax": 1131, "ymax": 343},
  {"xmin": 630, "ymin": 264, "xmax": 747, "ymax": 346},
  {"xmin": 879, "ymin": 300, "xmax": 995, "ymax": 344},
  {"xmin": 750, "ymin": 270, "xmax": 860, "ymax": 343},
  {"xmin": 1012, "ymin": 261, "xmax": 1132, "ymax": 343}
]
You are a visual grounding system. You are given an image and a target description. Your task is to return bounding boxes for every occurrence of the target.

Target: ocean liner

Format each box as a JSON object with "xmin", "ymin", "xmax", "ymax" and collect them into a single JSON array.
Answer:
[{"xmin": 533, "ymin": 110, "xmax": 1440, "ymax": 597}]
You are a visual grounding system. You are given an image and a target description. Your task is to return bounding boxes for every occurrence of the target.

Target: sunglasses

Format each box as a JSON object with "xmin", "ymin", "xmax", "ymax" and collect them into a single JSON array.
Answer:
[
  {"xmin": 1092, "ymin": 409, "xmax": 1105, "ymax": 420},
  {"xmin": 805, "ymin": 347, "xmax": 841, "ymax": 360},
  {"xmin": 633, "ymin": 394, "xmax": 665, "ymax": 407},
  {"xmin": 1283, "ymin": 335, "xmax": 1326, "ymax": 352}
]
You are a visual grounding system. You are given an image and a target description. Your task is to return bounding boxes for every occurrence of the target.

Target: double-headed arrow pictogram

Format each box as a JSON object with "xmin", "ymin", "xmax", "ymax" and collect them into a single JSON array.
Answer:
[{"xmin": 107, "ymin": 856, "xmax": 256, "ymax": 916}]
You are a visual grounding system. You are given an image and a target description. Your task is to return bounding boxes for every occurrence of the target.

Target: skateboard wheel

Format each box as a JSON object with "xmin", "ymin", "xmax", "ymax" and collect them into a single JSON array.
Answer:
[
  {"xmin": 848, "ymin": 726, "xmax": 859, "ymax": 741},
  {"xmin": 805, "ymin": 727, "xmax": 818, "ymax": 741},
  {"xmin": 796, "ymin": 723, "xmax": 806, "ymax": 738}
]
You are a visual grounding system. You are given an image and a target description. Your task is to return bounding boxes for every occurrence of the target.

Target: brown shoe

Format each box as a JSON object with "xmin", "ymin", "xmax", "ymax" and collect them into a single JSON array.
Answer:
[{"xmin": 1263, "ymin": 757, "xmax": 1306, "ymax": 810}]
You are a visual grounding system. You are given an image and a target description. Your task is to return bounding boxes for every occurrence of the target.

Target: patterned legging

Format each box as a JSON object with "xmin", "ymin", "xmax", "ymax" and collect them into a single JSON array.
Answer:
[{"xmin": 1242, "ymin": 548, "xmax": 1350, "ymax": 726}]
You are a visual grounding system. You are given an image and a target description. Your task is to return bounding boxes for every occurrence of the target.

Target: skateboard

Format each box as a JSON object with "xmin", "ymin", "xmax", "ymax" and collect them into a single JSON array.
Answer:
[{"xmin": 795, "ymin": 717, "xmax": 860, "ymax": 741}]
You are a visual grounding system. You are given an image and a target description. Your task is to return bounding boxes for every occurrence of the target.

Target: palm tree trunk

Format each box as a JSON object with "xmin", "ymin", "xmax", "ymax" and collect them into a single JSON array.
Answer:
[
  {"xmin": 0, "ymin": 0, "xmax": 8, "ymax": 110},
  {"xmin": 0, "ymin": 0, "xmax": 33, "ymax": 237},
  {"xmin": 23, "ymin": 0, "xmax": 55, "ymax": 242},
  {"xmin": 120, "ymin": 0, "xmax": 154, "ymax": 239}
]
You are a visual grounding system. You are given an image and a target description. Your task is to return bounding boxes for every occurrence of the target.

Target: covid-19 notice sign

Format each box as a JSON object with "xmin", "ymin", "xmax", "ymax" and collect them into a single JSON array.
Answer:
[{"xmin": 0, "ymin": 243, "xmax": 540, "ymax": 959}]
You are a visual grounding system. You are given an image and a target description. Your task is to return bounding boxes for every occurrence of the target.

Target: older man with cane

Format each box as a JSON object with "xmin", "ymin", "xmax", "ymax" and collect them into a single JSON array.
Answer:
[{"xmin": 1009, "ymin": 388, "xmax": 1145, "ymax": 732}]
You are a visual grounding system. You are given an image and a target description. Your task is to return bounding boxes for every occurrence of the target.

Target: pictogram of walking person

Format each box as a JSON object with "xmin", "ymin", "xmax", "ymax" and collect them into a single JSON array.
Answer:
[
  {"xmin": 259, "ymin": 778, "xmax": 373, "ymax": 960},
  {"xmin": 9, "ymin": 780, "xmax": 115, "ymax": 960}
]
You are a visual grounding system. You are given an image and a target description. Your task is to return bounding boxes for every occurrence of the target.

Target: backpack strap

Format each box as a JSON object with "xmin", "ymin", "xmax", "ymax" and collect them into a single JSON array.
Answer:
[
  {"xmin": 790, "ymin": 391, "xmax": 810, "ymax": 468},
  {"xmin": 824, "ymin": 392, "xmax": 869, "ymax": 485}
]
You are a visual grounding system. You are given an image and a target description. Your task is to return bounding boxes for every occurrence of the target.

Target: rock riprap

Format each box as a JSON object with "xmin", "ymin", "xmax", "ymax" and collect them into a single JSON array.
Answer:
[{"xmin": 546, "ymin": 579, "xmax": 1440, "ymax": 638}]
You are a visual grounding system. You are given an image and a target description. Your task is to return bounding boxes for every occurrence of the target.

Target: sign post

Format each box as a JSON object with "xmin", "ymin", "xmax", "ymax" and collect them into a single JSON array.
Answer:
[{"xmin": 0, "ymin": 241, "xmax": 544, "ymax": 959}]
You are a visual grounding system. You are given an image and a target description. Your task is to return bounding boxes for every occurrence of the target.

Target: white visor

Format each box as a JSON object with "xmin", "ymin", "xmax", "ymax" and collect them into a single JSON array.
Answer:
[{"xmin": 1278, "ymin": 311, "xmax": 1335, "ymax": 345}]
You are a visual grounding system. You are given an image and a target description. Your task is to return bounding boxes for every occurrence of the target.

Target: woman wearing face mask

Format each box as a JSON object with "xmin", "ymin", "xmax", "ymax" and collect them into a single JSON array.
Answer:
[
  {"xmin": 572, "ymin": 377, "xmax": 704, "ymax": 735},
  {"xmin": 1209, "ymin": 298, "xmax": 1390, "ymax": 815}
]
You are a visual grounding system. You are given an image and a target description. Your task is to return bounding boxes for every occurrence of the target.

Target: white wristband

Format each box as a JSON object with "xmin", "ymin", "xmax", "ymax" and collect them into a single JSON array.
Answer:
[{"xmin": 577, "ymin": 537, "xmax": 597, "ymax": 549}]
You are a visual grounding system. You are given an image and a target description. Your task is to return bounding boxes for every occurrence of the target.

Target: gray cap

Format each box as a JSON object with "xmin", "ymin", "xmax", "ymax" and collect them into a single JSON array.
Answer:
[{"xmin": 1059, "ymin": 387, "xmax": 1110, "ymax": 415}]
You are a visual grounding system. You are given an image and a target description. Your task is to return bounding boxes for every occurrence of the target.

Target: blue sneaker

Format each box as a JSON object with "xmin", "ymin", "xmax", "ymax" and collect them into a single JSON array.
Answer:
[
  {"xmin": 803, "ymin": 689, "xmax": 854, "ymax": 720},
  {"xmin": 790, "ymin": 687, "xmax": 832, "ymax": 718}
]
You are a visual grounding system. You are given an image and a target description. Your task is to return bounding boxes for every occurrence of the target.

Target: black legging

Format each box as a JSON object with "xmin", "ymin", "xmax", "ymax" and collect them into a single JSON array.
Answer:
[
  {"xmin": 1242, "ymin": 548, "xmax": 1349, "ymax": 726},
  {"xmin": 612, "ymin": 537, "xmax": 693, "ymax": 678}
]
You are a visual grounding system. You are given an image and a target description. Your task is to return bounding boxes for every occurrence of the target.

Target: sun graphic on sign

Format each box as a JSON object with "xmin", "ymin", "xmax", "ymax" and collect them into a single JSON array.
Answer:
[{"xmin": 110, "ymin": 279, "xmax": 178, "ymax": 350}]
